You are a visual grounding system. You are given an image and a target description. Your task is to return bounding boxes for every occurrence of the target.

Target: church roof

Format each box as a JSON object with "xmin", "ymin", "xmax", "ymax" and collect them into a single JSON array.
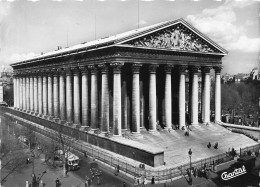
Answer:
[{"xmin": 11, "ymin": 18, "xmax": 228, "ymax": 67}]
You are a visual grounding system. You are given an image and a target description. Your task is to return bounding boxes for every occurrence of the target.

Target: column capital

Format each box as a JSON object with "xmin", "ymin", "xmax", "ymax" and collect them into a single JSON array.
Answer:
[
  {"xmin": 111, "ymin": 62, "xmax": 123, "ymax": 73},
  {"xmin": 148, "ymin": 64, "xmax": 159, "ymax": 73},
  {"xmin": 79, "ymin": 65, "xmax": 88, "ymax": 74},
  {"xmin": 88, "ymin": 65, "xmax": 98, "ymax": 74},
  {"xmin": 164, "ymin": 64, "xmax": 174, "ymax": 73},
  {"xmin": 66, "ymin": 67, "xmax": 73, "ymax": 75},
  {"xmin": 189, "ymin": 66, "xmax": 200, "ymax": 74},
  {"xmin": 51, "ymin": 68, "xmax": 59, "ymax": 76},
  {"xmin": 57, "ymin": 68, "xmax": 66, "ymax": 75},
  {"xmin": 71, "ymin": 66, "xmax": 80, "ymax": 75},
  {"xmin": 131, "ymin": 63, "xmax": 142, "ymax": 73},
  {"xmin": 214, "ymin": 66, "xmax": 222, "ymax": 74},
  {"xmin": 98, "ymin": 64, "xmax": 109, "ymax": 73},
  {"xmin": 201, "ymin": 66, "xmax": 212, "ymax": 74},
  {"xmin": 178, "ymin": 65, "xmax": 187, "ymax": 74}
]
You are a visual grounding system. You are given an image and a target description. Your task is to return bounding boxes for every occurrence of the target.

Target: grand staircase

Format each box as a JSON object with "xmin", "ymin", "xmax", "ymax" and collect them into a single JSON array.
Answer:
[{"xmin": 135, "ymin": 123, "xmax": 258, "ymax": 168}]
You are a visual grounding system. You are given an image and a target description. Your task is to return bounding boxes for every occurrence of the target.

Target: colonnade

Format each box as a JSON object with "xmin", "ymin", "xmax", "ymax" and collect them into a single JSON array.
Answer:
[{"xmin": 13, "ymin": 64, "xmax": 222, "ymax": 136}]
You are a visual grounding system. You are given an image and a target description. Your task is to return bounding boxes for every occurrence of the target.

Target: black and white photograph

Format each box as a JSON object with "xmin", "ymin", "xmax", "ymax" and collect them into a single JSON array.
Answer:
[{"xmin": 0, "ymin": 0, "xmax": 259, "ymax": 186}]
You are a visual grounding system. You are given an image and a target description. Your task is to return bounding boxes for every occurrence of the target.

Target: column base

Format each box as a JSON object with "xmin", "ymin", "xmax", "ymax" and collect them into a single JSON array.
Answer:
[
  {"xmin": 48, "ymin": 116, "xmax": 54, "ymax": 120},
  {"xmin": 30, "ymin": 111, "xmax": 34, "ymax": 115},
  {"xmin": 66, "ymin": 122, "xmax": 73, "ymax": 126},
  {"xmin": 203, "ymin": 122, "xmax": 211, "ymax": 126},
  {"xmin": 113, "ymin": 134, "xmax": 122, "ymax": 137},
  {"xmin": 42, "ymin": 115, "xmax": 48, "ymax": 119},
  {"xmin": 37, "ymin": 113, "xmax": 42, "ymax": 117},
  {"xmin": 191, "ymin": 123, "xmax": 199, "ymax": 126},
  {"xmin": 131, "ymin": 132, "xmax": 144, "ymax": 139},
  {"xmin": 26, "ymin": 110, "xmax": 30, "ymax": 113},
  {"xmin": 58, "ymin": 120, "xmax": 67, "ymax": 125},
  {"xmin": 53, "ymin": 118, "xmax": 60, "ymax": 123},
  {"xmin": 148, "ymin": 130, "xmax": 160, "ymax": 135},
  {"xmin": 80, "ymin": 126, "xmax": 90, "ymax": 132},
  {"xmin": 72, "ymin": 123, "xmax": 81, "ymax": 129}
]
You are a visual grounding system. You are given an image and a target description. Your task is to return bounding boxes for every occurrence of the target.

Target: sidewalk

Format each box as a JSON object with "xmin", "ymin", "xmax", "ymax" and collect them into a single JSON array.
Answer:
[{"xmin": 1, "ymin": 149, "xmax": 86, "ymax": 187}]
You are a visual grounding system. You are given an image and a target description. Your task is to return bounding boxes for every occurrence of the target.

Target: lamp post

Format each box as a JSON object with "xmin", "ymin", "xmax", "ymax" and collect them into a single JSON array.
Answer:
[{"xmin": 188, "ymin": 148, "xmax": 192, "ymax": 186}]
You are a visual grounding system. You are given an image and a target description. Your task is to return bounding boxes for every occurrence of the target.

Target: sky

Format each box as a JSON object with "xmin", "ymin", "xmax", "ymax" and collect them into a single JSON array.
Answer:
[{"xmin": 0, "ymin": 0, "xmax": 259, "ymax": 74}]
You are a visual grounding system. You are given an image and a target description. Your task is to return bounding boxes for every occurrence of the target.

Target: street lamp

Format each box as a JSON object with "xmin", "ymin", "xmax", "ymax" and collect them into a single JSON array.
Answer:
[{"xmin": 188, "ymin": 148, "xmax": 192, "ymax": 186}]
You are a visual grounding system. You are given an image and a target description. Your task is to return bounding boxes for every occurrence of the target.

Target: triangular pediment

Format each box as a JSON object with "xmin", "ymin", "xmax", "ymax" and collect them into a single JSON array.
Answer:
[{"xmin": 117, "ymin": 20, "xmax": 227, "ymax": 55}]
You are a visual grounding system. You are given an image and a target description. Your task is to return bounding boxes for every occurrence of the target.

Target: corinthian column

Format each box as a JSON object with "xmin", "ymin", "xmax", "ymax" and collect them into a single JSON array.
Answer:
[
  {"xmin": 132, "ymin": 64, "xmax": 142, "ymax": 133},
  {"xmin": 19, "ymin": 76, "xmax": 22, "ymax": 109},
  {"xmin": 33, "ymin": 72, "xmax": 38, "ymax": 114},
  {"xmin": 29, "ymin": 73, "xmax": 34, "ymax": 113},
  {"xmin": 26, "ymin": 74, "xmax": 30, "ymax": 112},
  {"xmin": 90, "ymin": 65, "xmax": 98, "ymax": 130},
  {"xmin": 178, "ymin": 65, "xmax": 187, "ymax": 128},
  {"xmin": 80, "ymin": 66, "xmax": 89, "ymax": 127},
  {"xmin": 148, "ymin": 64, "xmax": 158, "ymax": 131},
  {"xmin": 72, "ymin": 67, "xmax": 80, "ymax": 125},
  {"xmin": 59, "ymin": 68, "xmax": 66, "ymax": 122},
  {"xmin": 42, "ymin": 71, "xmax": 48, "ymax": 117},
  {"xmin": 47, "ymin": 71, "xmax": 53, "ymax": 119},
  {"xmin": 190, "ymin": 66, "xmax": 199, "ymax": 125},
  {"xmin": 13, "ymin": 74, "xmax": 17, "ymax": 108},
  {"xmin": 202, "ymin": 66, "xmax": 211, "ymax": 124},
  {"xmin": 66, "ymin": 68, "xmax": 73, "ymax": 123},
  {"xmin": 53, "ymin": 69, "xmax": 59, "ymax": 121},
  {"xmin": 214, "ymin": 66, "xmax": 222, "ymax": 122},
  {"xmin": 112, "ymin": 63, "xmax": 123, "ymax": 136},
  {"xmin": 164, "ymin": 65, "xmax": 173, "ymax": 130},
  {"xmin": 22, "ymin": 75, "xmax": 26, "ymax": 111},
  {"xmin": 99, "ymin": 64, "xmax": 109, "ymax": 132},
  {"xmin": 38, "ymin": 71, "xmax": 43, "ymax": 116}
]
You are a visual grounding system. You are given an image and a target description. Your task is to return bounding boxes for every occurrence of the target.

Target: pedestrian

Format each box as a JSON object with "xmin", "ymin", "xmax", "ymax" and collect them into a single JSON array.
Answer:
[
  {"xmin": 55, "ymin": 178, "xmax": 61, "ymax": 187},
  {"xmin": 151, "ymin": 176, "xmax": 155, "ymax": 184},
  {"xmin": 133, "ymin": 177, "xmax": 138, "ymax": 186},
  {"xmin": 97, "ymin": 176, "xmax": 100, "ymax": 185},
  {"xmin": 65, "ymin": 162, "xmax": 69, "ymax": 174},
  {"xmin": 85, "ymin": 180, "xmax": 89, "ymax": 187},
  {"xmin": 39, "ymin": 180, "xmax": 44, "ymax": 187},
  {"xmin": 143, "ymin": 177, "xmax": 147, "ymax": 186},
  {"xmin": 207, "ymin": 142, "xmax": 211, "ymax": 148},
  {"xmin": 122, "ymin": 182, "xmax": 127, "ymax": 187}
]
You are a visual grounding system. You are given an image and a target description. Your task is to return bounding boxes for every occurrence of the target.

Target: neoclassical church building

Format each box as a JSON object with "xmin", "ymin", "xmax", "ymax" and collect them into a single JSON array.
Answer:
[{"xmin": 11, "ymin": 18, "xmax": 227, "ymax": 138}]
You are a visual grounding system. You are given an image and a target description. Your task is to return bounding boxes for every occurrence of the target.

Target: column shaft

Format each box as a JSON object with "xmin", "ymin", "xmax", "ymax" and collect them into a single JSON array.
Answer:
[
  {"xmin": 132, "ymin": 64, "xmax": 141, "ymax": 133},
  {"xmin": 19, "ymin": 77, "xmax": 23, "ymax": 109},
  {"xmin": 38, "ymin": 74, "xmax": 43, "ymax": 115},
  {"xmin": 191, "ymin": 67, "xmax": 199, "ymax": 125},
  {"xmin": 113, "ymin": 64, "xmax": 122, "ymax": 136},
  {"xmin": 203, "ymin": 67, "xmax": 211, "ymax": 124},
  {"xmin": 13, "ymin": 76, "xmax": 16, "ymax": 108},
  {"xmin": 33, "ymin": 75, "xmax": 38, "ymax": 113},
  {"xmin": 81, "ymin": 67, "xmax": 89, "ymax": 126},
  {"xmin": 73, "ymin": 68, "xmax": 80, "ymax": 124},
  {"xmin": 42, "ymin": 75, "xmax": 48, "ymax": 116},
  {"xmin": 215, "ymin": 67, "xmax": 221, "ymax": 122},
  {"xmin": 149, "ymin": 65, "xmax": 158, "ymax": 131},
  {"xmin": 66, "ymin": 69, "xmax": 73, "ymax": 123},
  {"xmin": 26, "ymin": 76, "xmax": 30, "ymax": 111},
  {"xmin": 59, "ymin": 70, "xmax": 66, "ymax": 121},
  {"xmin": 48, "ymin": 74, "xmax": 53, "ymax": 117},
  {"xmin": 164, "ymin": 65, "xmax": 172, "ymax": 129},
  {"xmin": 179, "ymin": 66, "xmax": 186, "ymax": 128},
  {"xmin": 22, "ymin": 77, "xmax": 26, "ymax": 110},
  {"xmin": 90, "ymin": 66, "xmax": 98, "ymax": 129},
  {"xmin": 30, "ymin": 75, "xmax": 34, "ymax": 112},
  {"xmin": 53, "ymin": 73, "xmax": 59, "ymax": 119},
  {"xmin": 16, "ymin": 76, "xmax": 19, "ymax": 109},
  {"xmin": 100, "ymin": 65, "xmax": 109, "ymax": 132}
]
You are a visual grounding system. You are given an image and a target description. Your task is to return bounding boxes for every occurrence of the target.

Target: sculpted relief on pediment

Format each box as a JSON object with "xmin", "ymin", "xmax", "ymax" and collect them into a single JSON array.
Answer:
[{"xmin": 125, "ymin": 24, "xmax": 221, "ymax": 53}]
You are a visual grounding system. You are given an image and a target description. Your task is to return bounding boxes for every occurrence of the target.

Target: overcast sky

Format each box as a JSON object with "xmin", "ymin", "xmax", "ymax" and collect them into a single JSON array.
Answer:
[{"xmin": 0, "ymin": 0, "xmax": 259, "ymax": 74}]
